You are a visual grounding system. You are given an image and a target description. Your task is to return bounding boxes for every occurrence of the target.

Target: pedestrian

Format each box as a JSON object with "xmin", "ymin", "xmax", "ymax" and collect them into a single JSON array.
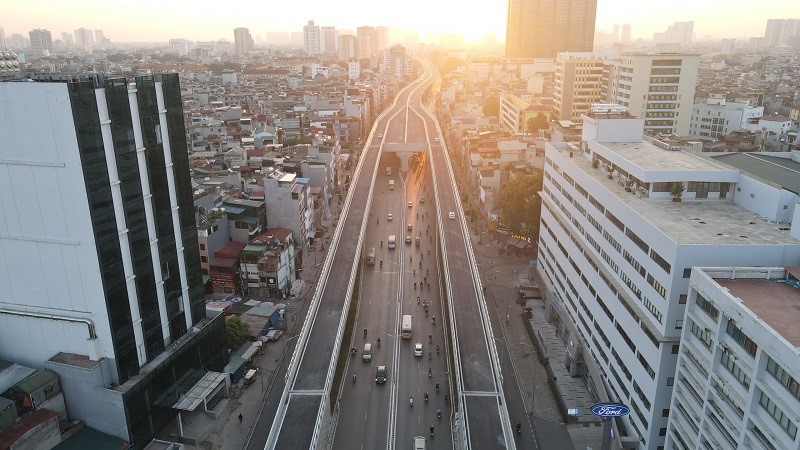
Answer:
[{"xmin": 238, "ymin": 413, "xmax": 243, "ymax": 423}]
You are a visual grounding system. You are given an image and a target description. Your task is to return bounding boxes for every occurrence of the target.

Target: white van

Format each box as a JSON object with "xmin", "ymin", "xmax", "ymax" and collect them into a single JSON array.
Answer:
[
  {"xmin": 401, "ymin": 315, "xmax": 412, "ymax": 339},
  {"xmin": 362, "ymin": 343, "xmax": 372, "ymax": 361},
  {"xmin": 388, "ymin": 235, "xmax": 396, "ymax": 249},
  {"xmin": 389, "ymin": 179, "xmax": 395, "ymax": 191}
]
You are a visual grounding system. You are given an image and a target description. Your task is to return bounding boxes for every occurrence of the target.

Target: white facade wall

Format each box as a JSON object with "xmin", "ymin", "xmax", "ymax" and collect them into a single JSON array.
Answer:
[
  {"xmin": 0, "ymin": 82, "xmax": 113, "ymax": 368},
  {"xmin": 667, "ymin": 267, "xmax": 800, "ymax": 450},
  {"xmin": 688, "ymin": 99, "xmax": 763, "ymax": 140},
  {"xmin": 539, "ymin": 136, "xmax": 800, "ymax": 449},
  {"xmin": 731, "ymin": 173, "xmax": 797, "ymax": 224}
]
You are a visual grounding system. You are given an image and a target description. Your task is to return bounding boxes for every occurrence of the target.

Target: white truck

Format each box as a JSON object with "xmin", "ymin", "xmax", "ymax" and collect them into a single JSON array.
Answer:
[
  {"xmin": 389, "ymin": 179, "xmax": 395, "ymax": 191},
  {"xmin": 401, "ymin": 315, "xmax": 412, "ymax": 339}
]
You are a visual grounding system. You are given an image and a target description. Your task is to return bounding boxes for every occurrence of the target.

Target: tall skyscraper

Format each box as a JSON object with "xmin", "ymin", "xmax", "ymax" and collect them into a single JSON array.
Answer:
[
  {"xmin": 653, "ymin": 21, "xmax": 694, "ymax": 44},
  {"xmin": 0, "ymin": 73, "xmax": 226, "ymax": 448},
  {"xmin": 376, "ymin": 26, "xmax": 388, "ymax": 52},
  {"xmin": 764, "ymin": 18, "xmax": 800, "ymax": 47},
  {"xmin": 338, "ymin": 34, "xmax": 357, "ymax": 61},
  {"xmin": 303, "ymin": 20, "xmax": 321, "ymax": 55},
  {"xmin": 28, "ymin": 28, "xmax": 53, "ymax": 56},
  {"xmin": 234, "ymin": 27, "xmax": 254, "ymax": 54},
  {"xmin": 0, "ymin": 28, "xmax": 5, "ymax": 48},
  {"xmin": 621, "ymin": 24, "xmax": 632, "ymax": 43},
  {"xmin": 506, "ymin": 0, "xmax": 597, "ymax": 59},
  {"xmin": 321, "ymin": 26, "xmax": 337, "ymax": 53},
  {"xmin": 357, "ymin": 26, "xmax": 377, "ymax": 60},
  {"xmin": 74, "ymin": 27, "xmax": 94, "ymax": 51},
  {"xmin": 61, "ymin": 31, "xmax": 74, "ymax": 47}
]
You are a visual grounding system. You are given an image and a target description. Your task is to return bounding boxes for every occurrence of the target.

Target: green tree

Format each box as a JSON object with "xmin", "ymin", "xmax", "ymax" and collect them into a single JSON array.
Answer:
[
  {"xmin": 526, "ymin": 113, "xmax": 549, "ymax": 134},
  {"xmin": 499, "ymin": 172, "xmax": 544, "ymax": 237},
  {"xmin": 483, "ymin": 96, "xmax": 500, "ymax": 118},
  {"xmin": 225, "ymin": 316, "xmax": 251, "ymax": 350}
]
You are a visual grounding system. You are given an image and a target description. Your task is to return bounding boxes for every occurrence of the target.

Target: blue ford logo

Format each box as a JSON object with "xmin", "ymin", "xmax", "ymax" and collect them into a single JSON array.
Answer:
[{"xmin": 591, "ymin": 403, "xmax": 630, "ymax": 417}]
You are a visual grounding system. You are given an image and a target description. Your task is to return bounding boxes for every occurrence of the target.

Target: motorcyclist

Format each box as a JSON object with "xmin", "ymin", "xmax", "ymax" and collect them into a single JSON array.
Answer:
[
  {"xmin": 424, "ymin": 392, "xmax": 429, "ymax": 402},
  {"xmin": 435, "ymin": 381, "xmax": 440, "ymax": 391},
  {"xmin": 352, "ymin": 372, "xmax": 356, "ymax": 382},
  {"xmin": 380, "ymin": 260, "xmax": 383, "ymax": 268},
  {"xmin": 516, "ymin": 422, "xmax": 522, "ymax": 434},
  {"xmin": 409, "ymin": 396, "xmax": 414, "ymax": 407},
  {"xmin": 377, "ymin": 337, "xmax": 381, "ymax": 346},
  {"xmin": 428, "ymin": 334, "xmax": 432, "ymax": 343},
  {"xmin": 363, "ymin": 329, "xmax": 367, "ymax": 338},
  {"xmin": 380, "ymin": 240, "xmax": 383, "ymax": 247}
]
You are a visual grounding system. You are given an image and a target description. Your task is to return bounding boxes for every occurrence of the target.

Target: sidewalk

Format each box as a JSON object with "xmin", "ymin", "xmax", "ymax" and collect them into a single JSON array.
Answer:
[{"xmin": 470, "ymin": 231, "xmax": 604, "ymax": 450}]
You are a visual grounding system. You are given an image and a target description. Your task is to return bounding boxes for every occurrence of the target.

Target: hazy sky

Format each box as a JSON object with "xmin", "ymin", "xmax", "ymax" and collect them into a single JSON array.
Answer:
[{"xmin": 3, "ymin": 0, "xmax": 794, "ymax": 43}]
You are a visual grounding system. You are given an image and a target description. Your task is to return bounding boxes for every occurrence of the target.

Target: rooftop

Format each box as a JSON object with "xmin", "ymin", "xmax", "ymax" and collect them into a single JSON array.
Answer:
[
  {"xmin": 559, "ymin": 147, "xmax": 798, "ymax": 246},
  {"xmin": 714, "ymin": 272, "xmax": 800, "ymax": 348},
  {"xmin": 712, "ymin": 152, "xmax": 800, "ymax": 194},
  {"xmin": 600, "ymin": 141, "xmax": 724, "ymax": 173}
]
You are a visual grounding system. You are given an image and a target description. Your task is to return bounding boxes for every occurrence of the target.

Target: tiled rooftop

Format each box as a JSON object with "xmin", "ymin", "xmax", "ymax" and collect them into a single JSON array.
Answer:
[{"xmin": 716, "ymin": 277, "xmax": 800, "ymax": 348}]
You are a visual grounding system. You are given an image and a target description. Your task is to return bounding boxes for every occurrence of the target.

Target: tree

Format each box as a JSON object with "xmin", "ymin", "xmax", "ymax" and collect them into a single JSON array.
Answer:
[
  {"xmin": 526, "ymin": 113, "xmax": 549, "ymax": 134},
  {"xmin": 499, "ymin": 172, "xmax": 544, "ymax": 238},
  {"xmin": 483, "ymin": 96, "xmax": 500, "ymax": 118},
  {"xmin": 226, "ymin": 316, "xmax": 251, "ymax": 350}
]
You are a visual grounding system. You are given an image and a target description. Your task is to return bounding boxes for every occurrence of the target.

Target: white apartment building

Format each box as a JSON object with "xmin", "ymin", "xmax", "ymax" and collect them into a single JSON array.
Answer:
[
  {"xmin": 262, "ymin": 168, "xmax": 314, "ymax": 247},
  {"xmin": 339, "ymin": 35, "xmax": 357, "ymax": 61},
  {"xmin": 537, "ymin": 106, "xmax": 800, "ymax": 449},
  {"xmin": 689, "ymin": 96, "xmax": 764, "ymax": 141},
  {"xmin": 321, "ymin": 26, "xmax": 336, "ymax": 53},
  {"xmin": 606, "ymin": 53, "xmax": 699, "ymax": 136},
  {"xmin": 554, "ymin": 52, "xmax": 606, "ymax": 122},
  {"xmin": 499, "ymin": 92, "xmax": 550, "ymax": 134},
  {"xmin": 303, "ymin": 20, "xmax": 321, "ymax": 55},
  {"xmin": 666, "ymin": 266, "xmax": 800, "ymax": 450}
]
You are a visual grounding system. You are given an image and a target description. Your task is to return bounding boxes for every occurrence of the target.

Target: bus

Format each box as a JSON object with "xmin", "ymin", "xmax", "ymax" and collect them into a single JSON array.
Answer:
[{"xmin": 366, "ymin": 247, "xmax": 376, "ymax": 265}]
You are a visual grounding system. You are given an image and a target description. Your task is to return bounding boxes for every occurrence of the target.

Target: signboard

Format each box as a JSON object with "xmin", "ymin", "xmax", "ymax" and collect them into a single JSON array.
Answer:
[{"xmin": 590, "ymin": 403, "xmax": 630, "ymax": 418}]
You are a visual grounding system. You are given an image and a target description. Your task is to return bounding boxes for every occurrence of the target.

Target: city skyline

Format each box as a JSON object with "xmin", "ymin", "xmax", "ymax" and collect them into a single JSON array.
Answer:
[{"xmin": 3, "ymin": 0, "xmax": 797, "ymax": 44}]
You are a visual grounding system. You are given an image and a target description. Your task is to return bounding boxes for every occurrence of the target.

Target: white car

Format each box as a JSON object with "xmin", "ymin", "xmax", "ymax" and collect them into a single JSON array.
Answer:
[
  {"xmin": 377, "ymin": 134, "xmax": 383, "ymax": 138},
  {"xmin": 387, "ymin": 213, "xmax": 393, "ymax": 221},
  {"xmin": 408, "ymin": 201, "xmax": 413, "ymax": 208},
  {"xmin": 414, "ymin": 343, "xmax": 423, "ymax": 357},
  {"xmin": 434, "ymin": 137, "xmax": 440, "ymax": 142},
  {"xmin": 448, "ymin": 211, "xmax": 456, "ymax": 220}
]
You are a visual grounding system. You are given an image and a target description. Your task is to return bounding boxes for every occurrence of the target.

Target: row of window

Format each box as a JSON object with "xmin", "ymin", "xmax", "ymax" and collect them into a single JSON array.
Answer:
[
  {"xmin": 765, "ymin": 355, "xmax": 800, "ymax": 402},
  {"xmin": 725, "ymin": 320, "xmax": 758, "ymax": 358},
  {"xmin": 719, "ymin": 351, "xmax": 751, "ymax": 389},
  {"xmin": 759, "ymin": 391, "xmax": 798, "ymax": 440}
]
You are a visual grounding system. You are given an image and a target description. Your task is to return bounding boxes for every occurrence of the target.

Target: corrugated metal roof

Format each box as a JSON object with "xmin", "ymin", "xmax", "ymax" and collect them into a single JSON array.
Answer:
[
  {"xmin": 713, "ymin": 153, "xmax": 800, "ymax": 194},
  {"xmin": 14, "ymin": 370, "xmax": 57, "ymax": 393}
]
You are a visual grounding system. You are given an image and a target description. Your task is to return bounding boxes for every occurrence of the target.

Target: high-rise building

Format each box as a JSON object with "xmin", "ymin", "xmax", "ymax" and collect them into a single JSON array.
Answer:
[
  {"xmin": 653, "ymin": 21, "xmax": 694, "ymax": 44},
  {"xmin": 621, "ymin": 24, "xmax": 632, "ymax": 43},
  {"xmin": 61, "ymin": 32, "xmax": 74, "ymax": 47},
  {"xmin": 169, "ymin": 38, "xmax": 191, "ymax": 56},
  {"xmin": 28, "ymin": 28, "xmax": 53, "ymax": 56},
  {"xmin": 322, "ymin": 26, "xmax": 336, "ymax": 53},
  {"xmin": 554, "ymin": 52, "xmax": 606, "ymax": 122},
  {"xmin": 666, "ymin": 266, "xmax": 800, "ymax": 450},
  {"xmin": 303, "ymin": 20, "xmax": 321, "ymax": 55},
  {"xmin": 339, "ymin": 34, "xmax": 357, "ymax": 61},
  {"xmin": 538, "ymin": 107, "xmax": 800, "ymax": 450},
  {"xmin": 612, "ymin": 24, "xmax": 620, "ymax": 43},
  {"xmin": 605, "ymin": 53, "xmax": 699, "ymax": 135},
  {"xmin": 357, "ymin": 26, "xmax": 377, "ymax": 60},
  {"xmin": 74, "ymin": 27, "xmax": 94, "ymax": 51},
  {"xmin": 764, "ymin": 18, "xmax": 800, "ymax": 47},
  {"xmin": 376, "ymin": 26, "xmax": 388, "ymax": 52},
  {"xmin": 0, "ymin": 73, "xmax": 226, "ymax": 448},
  {"xmin": 506, "ymin": 0, "xmax": 597, "ymax": 59},
  {"xmin": 234, "ymin": 27, "xmax": 254, "ymax": 54},
  {"xmin": 0, "ymin": 28, "xmax": 5, "ymax": 48}
]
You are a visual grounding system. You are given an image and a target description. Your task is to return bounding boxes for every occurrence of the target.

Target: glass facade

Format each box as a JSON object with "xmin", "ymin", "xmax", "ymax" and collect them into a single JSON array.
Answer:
[
  {"xmin": 124, "ymin": 314, "xmax": 227, "ymax": 448},
  {"xmin": 68, "ymin": 80, "xmax": 139, "ymax": 384},
  {"xmin": 135, "ymin": 76, "xmax": 180, "ymax": 354},
  {"xmin": 158, "ymin": 73, "xmax": 206, "ymax": 326}
]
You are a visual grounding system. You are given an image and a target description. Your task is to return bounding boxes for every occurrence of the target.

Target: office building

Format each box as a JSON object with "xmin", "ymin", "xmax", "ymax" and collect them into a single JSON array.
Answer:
[
  {"xmin": 0, "ymin": 73, "xmax": 227, "ymax": 448},
  {"xmin": 322, "ymin": 26, "xmax": 336, "ymax": 53},
  {"xmin": 537, "ymin": 106, "xmax": 800, "ymax": 449},
  {"xmin": 764, "ymin": 19, "xmax": 800, "ymax": 47},
  {"xmin": 605, "ymin": 53, "xmax": 700, "ymax": 135},
  {"xmin": 499, "ymin": 92, "xmax": 550, "ymax": 134},
  {"xmin": 382, "ymin": 44, "xmax": 412, "ymax": 80},
  {"xmin": 688, "ymin": 96, "xmax": 764, "ymax": 141},
  {"xmin": 505, "ymin": 0, "xmax": 597, "ymax": 59},
  {"xmin": 554, "ymin": 52, "xmax": 606, "ymax": 122},
  {"xmin": 339, "ymin": 34, "xmax": 357, "ymax": 61},
  {"xmin": 303, "ymin": 20, "xmax": 321, "ymax": 55},
  {"xmin": 28, "ymin": 29, "xmax": 53, "ymax": 57},
  {"xmin": 74, "ymin": 27, "xmax": 94, "ymax": 50},
  {"xmin": 357, "ymin": 26, "xmax": 377, "ymax": 60},
  {"xmin": 169, "ymin": 38, "xmax": 191, "ymax": 56},
  {"xmin": 234, "ymin": 27, "xmax": 254, "ymax": 54},
  {"xmin": 666, "ymin": 266, "xmax": 800, "ymax": 450},
  {"xmin": 376, "ymin": 26, "xmax": 388, "ymax": 52}
]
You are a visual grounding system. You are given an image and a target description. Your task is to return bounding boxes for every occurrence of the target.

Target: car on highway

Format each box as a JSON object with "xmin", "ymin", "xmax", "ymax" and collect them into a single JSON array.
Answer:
[
  {"xmin": 449, "ymin": 211, "xmax": 456, "ymax": 220},
  {"xmin": 375, "ymin": 365, "xmax": 387, "ymax": 384},
  {"xmin": 414, "ymin": 343, "xmax": 423, "ymax": 357},
  {"xmin": 434, "ymin": 137, "xmax": 439, "ymax": 142},
  {"xmin": 387, "ymin": 213, "xmax": 393, "ymax": 221},
  {"xmin": 377, "ymin": 134, "xmax": 383, "ymax": 138},
  {"xmin": 407, "ymin": 223, "xmax": 412, "ymax": 231},
  {"xmin": 408, "ymin": 201, "xmax": 413, "ymax": 208},
  {"xmin": 419, "ymin": 196, "xmax": 424, "ymax": 203},
  {"xmin": 405, "ymin": 236, "xmax": 412, "ymax": 244}
]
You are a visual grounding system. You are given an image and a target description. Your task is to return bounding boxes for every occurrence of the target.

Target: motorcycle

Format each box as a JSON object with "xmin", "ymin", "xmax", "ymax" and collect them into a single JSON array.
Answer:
[{"xmin": 409, "ymin": 397, "xmax": 414, "ymax": 407}]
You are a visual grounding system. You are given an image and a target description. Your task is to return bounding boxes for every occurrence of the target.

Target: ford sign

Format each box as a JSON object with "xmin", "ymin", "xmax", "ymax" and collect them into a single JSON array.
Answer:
[{"xmin": 590, "ymin": 403, "xmax": 630, "ymax": 418}]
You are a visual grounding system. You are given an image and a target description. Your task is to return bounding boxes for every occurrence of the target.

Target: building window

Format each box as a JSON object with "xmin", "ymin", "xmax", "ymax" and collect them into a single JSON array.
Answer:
[
  {"xmin": 695, "ymin": 293, "xmax": 719, "ymax": 320},
  {"xmin": 720, "ymin": 351, "xmax": 751, "ymax": 389},
  {"xmin": 766, "ymin": 356, "xmax": 800, "ymax": 401},
  {"xmin": 682, "ymin": 268, "xmax": 692, "ymax": 278},
  {"xmin": 649, "ymin": 249, "xmax": 671, "ymax": 274},
  {"xmin": 689, "ymin": 319, "xmax": 712, "ymax": 348},
  {"xmin": 726, "ymin": 320, "xmax": 758, "ymax": 357},
  {"xmin": 759, "ymin": 391, "xmax": 798, "ymax": 440}
]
